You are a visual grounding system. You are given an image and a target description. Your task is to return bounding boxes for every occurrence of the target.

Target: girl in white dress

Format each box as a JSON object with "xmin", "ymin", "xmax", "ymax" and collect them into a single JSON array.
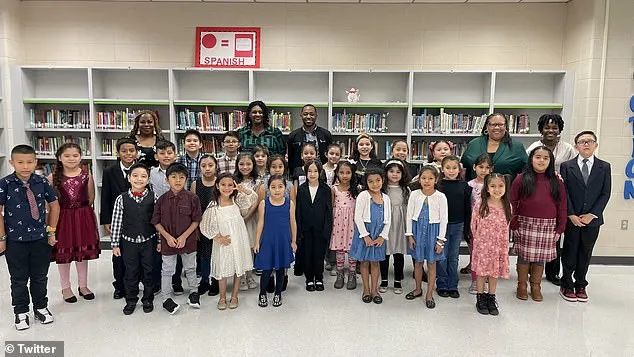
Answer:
[{"xmin": 200, "ymin": 172, "xmax": 258, "ymax": 310}]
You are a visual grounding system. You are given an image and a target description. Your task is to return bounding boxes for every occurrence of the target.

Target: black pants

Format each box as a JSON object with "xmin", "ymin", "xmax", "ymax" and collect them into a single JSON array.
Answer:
[
  {"xmin": 260, "ymin": 269, "xmax": 285, "ymax": 295},
  {"xmin": 545, "ymin": 235, "xmax": 563, "ymax": 278},
  {"xmin": 5, "ymin": 238, "xmax": 52, "ymax": 314},
  {"xmin": 301, "ymin": 229, "xmax": 326, "ymax": 283},
  {"xmin": 380, "ymin": 254, "xmax": 404, "ymax": 282},
  {"xmin": 172, "ymin": 255, "xmax": 183, "ymax": 287},
  {"xmin": 121, "ymin": 239, "xmax": 155, "ymax": 304},
  {"xmin": 561, "ymin": 223, "xmax": 600, "ymax": 290},
  {"xmin": 112, "ymin": 254, "xmax": 126, "ymax": 292}
]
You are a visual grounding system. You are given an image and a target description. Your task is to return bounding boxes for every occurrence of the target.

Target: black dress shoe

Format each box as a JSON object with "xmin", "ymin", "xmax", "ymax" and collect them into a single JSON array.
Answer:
[
  {"xmin": 123, "ymin": 302, "xmax": 136, "ymax": 315},
  {"xmin": 113, "ymin": 289, "xmax": 124, "ymax": 300},
  {"xmin": 437, "ymin": 290, "xmax": 450, "ymax": 298},
  {"xmin": 448, "ymin": 290, "xmax": 461, "ymax": 299},
  {"xmin": 315, "ymin": 280, "xmax": 324, "ymax": 291},
  {"xmin": 79, "ymin": 289, "xmax": 95, "ymax": 300},
  {"xmin": 306, "ymin": 281, "xmax": 315, "ymax": 292},
  {"xmin": 142, "ymin": 301, "xmax": 153, "ymax": 313}
]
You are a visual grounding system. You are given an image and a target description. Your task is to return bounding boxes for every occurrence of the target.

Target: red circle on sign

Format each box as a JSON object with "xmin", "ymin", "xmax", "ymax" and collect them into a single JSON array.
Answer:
[{"xmin": 201, "ymin": 34, "xmax": 217, "ymax": 49}]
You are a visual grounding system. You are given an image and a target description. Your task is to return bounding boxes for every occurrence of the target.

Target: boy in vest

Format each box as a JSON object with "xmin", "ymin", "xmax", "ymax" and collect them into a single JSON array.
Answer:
[
  {"xmin": 152, "ymin": 163, "xmax": 202, "ymax": 314},
  {"xmin": 110, "ymin": 163, "xmax": 159, "ymax": 315}
]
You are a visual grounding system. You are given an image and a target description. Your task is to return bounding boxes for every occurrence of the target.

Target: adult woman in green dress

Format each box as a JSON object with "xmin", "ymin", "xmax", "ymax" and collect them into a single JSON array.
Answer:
[{"xmin": 461, "ymin": 113, "xmax": 528, "ymax": 181}]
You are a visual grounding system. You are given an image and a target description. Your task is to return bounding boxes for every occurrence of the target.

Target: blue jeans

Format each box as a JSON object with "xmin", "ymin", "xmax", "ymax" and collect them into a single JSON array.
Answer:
[{"xmin": 436, "ymin": 223, "xmax": 463, "ymax": 291}]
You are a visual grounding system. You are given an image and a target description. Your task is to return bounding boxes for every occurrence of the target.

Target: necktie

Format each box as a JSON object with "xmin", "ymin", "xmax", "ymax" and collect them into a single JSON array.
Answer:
[
  {"xmin": 582, "ymin": 159, "xmax": 590, "ymax": 184},
  {"xmin": 124, "ymin": 169, "xmax": 130, "ymax": 177},
  {"xmin": 23, "ymin": 183, "xmax": 40, "ymax": 220}
]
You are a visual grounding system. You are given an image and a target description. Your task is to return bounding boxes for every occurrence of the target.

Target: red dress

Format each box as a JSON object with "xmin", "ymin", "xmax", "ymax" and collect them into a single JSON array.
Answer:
[{"xmin": 52, "ymin": 171, "xmax": 101, "ymax": 263}]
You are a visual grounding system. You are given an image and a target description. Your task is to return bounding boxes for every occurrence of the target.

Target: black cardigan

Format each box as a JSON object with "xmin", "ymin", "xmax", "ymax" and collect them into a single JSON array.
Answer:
[{"xmin": 295, "ymin": 182, "xmax": 333, "ymax": 242}]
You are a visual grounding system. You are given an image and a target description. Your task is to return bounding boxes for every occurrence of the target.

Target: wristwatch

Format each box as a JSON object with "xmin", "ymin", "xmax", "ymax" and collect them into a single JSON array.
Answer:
[{"xmin": 46, "ymin": 226, "xmax": 56, "ymax": 235}]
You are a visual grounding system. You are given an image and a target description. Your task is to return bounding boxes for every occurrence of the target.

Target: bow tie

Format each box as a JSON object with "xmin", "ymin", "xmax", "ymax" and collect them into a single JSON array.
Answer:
[{"xmin": 132, "ymin": 191, "xmax": 144, "ymax": 198}]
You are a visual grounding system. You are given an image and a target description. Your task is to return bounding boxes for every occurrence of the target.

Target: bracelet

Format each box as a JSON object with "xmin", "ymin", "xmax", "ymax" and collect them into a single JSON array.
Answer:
[
  {"xmin": 436, "ymin": 242, "xmax": 444, "ymax": 248},
  {"xmin": 437, "ymin": 237, "xmax": 447, "ymax": 242},
  {"xmin": 0, "ymin": 235, "xmax": 6, "ymax": 242},
  {"xmin": 47, "ymin": 232, "xmax": 56, "ymax": 237}
]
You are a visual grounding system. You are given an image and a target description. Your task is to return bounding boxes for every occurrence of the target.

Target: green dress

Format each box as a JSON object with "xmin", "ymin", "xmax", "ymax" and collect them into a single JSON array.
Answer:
[{"xmin": 461, "ymin": 135, "xmax": 528, "ymax": 181}]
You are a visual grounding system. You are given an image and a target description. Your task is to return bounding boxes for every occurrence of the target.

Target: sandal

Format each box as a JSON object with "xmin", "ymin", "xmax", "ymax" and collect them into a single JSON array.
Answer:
[
  {"xmin": 258, "ymin": 293, "xmax": 268, "ymax": 308},
  {"xmin": 372, "ymin": 295, "xmax": 383, "ymax": 304},
  {"xmin": 272, "ymin": 294, "xmax": 282, "ymax": 307},
  {"xmin": 362, "ymin": 295, "xmax": 372, "ymax": 303},
  {"xmin": 406, "ymin": 290, "xmax": 423, "ymax": 300},
  {"xmin": 229, "ymin": 297, "xmax": 239, "ymax": 309},
  {"xmin": 426, "ymin": 298, "xmax": 436, "ymax": 309},
  {"xmin": 217, "ymin": 299, "xmax": 227, "ymax": 310}
]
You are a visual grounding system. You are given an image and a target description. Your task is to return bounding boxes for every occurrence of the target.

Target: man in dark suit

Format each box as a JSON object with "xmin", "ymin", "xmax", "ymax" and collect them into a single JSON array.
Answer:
[
  {"xmin": 287, "ymin": 104, "xmax": 333, "ymax": 174},
  {"xmin": 100, "ymin": 138, "xmax": 137, "ymax": 299},
  {"xmin": 559, "ymin": 131, "xmax": 611, "ymax": 303}
]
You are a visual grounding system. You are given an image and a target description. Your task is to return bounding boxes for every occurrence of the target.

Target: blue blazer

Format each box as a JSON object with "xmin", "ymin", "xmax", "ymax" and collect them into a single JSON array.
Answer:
[{"xmin": 560, "ymin": 156, "xmax": 611, "ymax": 227}]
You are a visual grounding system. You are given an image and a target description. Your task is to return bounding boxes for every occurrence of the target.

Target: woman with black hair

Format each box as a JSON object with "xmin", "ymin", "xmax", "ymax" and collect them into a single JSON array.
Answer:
[
  {"xmin": 128, "ymin": 110, "xmax": 165, "ymax": 168},
  {"xmin": 461, "ymin": 113, "xmax": 528, "ymax": 181},
  {"xmin": 526, "ymin": 114, "xmax": 576, "ymax": 173},
  {"xmin": 238, "ymin": 101, "xmax": 286, "ymax": 156}
]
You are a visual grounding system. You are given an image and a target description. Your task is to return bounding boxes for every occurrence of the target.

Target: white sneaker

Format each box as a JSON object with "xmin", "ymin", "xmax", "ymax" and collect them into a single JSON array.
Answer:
[
  {"xmin": 239, "ymin": 279, "xmax": 248, "ymax": 291},
  {"xmin": 15, "ymin": 313, "xmax": 30, "ymax": 330},
  {"xmin": 247, "ymin": 274, "xmax": 258, "ymax": 289},
  {"xmin": 34, "ymin": 308, "xmax": 54, "ymax": 324}
]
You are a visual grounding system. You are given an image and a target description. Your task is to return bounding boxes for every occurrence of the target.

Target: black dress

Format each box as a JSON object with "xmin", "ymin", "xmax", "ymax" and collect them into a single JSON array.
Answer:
[
  {"xmin": 195, "ymin": 178, "xmax": 216, "ymax": 258},
  {"xmin": 135, "ymin": 138, "xmax": 160, "ymax": 168}
]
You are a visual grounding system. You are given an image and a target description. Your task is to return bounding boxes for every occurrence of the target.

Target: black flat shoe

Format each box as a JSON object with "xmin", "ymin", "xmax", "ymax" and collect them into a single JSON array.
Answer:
[
  {"xmin": 113, "ymin": 289, "xmax": 124, "ymax": 300},
  {"xmin": 306, "ymin": 281, "xmax": 315, "ymax": 292},
  {"xmin": 63, "ymin": 289, "xmax": 77, "ymax": 303},
  {"xmin": 437, "ymin": 290, "xmax": 450, "ymax": 298},
  {"xmin": 406, "ymin": 290, "xmax": 423, "ymax": 300},
  {"xmin": 315, "ymin": 280, "xmax": 324, "ymax": 291},
  {"xmin": 373, "ymin": 295, "xmax": 383, "ymax": 304},
  {"xmin": 362, "ymin": 295, "xmax": 372, "ymax": 303},
  {"xmin": 123, "ymin": 302, "xmax": 136, "ymax": 315},
  {"xmin": 448, "ymin": 290, "xmax": 460, "ymax": 299},
  {"xmin": 142, "ymin": 301, "xmax": 153, "ymax": 313},
  {"xmin": 79, "ymin": 289, "xmax": 95, "ymax": 300},
  {"xmin": 426, "ymin": 298, "xmax": 436, "ymax": 309}
]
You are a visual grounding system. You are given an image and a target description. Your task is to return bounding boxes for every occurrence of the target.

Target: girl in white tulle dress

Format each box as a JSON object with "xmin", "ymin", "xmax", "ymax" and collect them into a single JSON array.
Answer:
[{"xmin": 200, "ymin": 173, "xmax": 258, "ymax": 310}]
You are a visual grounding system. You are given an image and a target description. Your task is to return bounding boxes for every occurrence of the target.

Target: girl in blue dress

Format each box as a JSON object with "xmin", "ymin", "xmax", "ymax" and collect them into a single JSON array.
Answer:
[
  {"xmin": 350, "ymin": 167, "xmax": 392, "ymax": 304},
  {"xmin": 406, "ymin": 165, "xmax": 448, "ymax": 309},
  {"xmin": 254, "ymin": 175, "xmax": 297, "ymax": 307}
]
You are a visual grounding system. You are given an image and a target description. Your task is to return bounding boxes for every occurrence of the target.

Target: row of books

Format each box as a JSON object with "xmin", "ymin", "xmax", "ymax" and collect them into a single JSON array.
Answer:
[
  {"xmin": 410, "ymin": 140, "xmax": 468, "ymax": 161},
  {"xmin": 176, "ymin": 108, "xmax": 292, "ymax": 133},
  {"xmin": 412, "ymin": 110, "xmax": 487, "ymax": 134},
  {"xmin": 176, "ymin": 137, "xmax": 223, "ymax": 157},
  {"xmin": 28, "ymin": 109, "xmax": 91, "ymax": 129},
  {"xmin": 95, "ymin": 109, "xmax": 161, "ymax": 130},
  {"xmin": 31, "ymin": 136, "xmax": 92, "ymax": 157},
  {"xmin": 508, "ymin": 114, "xmax": 531, "ymax": 134},
  {"xmin": 332, "ymin": 112, "xmax": 389, "ymax": 133}
]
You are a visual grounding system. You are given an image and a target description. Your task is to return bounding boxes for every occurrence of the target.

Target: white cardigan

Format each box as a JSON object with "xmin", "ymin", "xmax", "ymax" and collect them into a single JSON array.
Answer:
[
  {"xmin": 405, "ymin": 189, "xmax": 448, "ymax": 241},
  {"xmin": 354, "ymin": 190, "xmax": 392, "ymax": 240}
]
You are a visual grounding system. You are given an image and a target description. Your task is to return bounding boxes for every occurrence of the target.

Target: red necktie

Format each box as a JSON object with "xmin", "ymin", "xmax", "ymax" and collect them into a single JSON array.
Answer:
[{"xmin": 24, "ymin": 183, "xmax": 40, "ymax": 220}]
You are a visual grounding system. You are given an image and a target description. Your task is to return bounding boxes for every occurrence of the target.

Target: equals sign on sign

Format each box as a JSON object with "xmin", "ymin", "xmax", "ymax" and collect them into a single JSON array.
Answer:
[{"xmin": 221, "ymin": 39, "xmax": 230, "ymax": 47}]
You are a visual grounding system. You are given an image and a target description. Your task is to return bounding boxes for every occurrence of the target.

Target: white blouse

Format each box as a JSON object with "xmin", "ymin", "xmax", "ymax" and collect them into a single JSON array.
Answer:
[
  {"xmin": 405, "ymin": 189, "xmax": 448, "ymax": 241},
  {"xmin": 354, "ymin": 190, "xmax": 392, "ymax": 240}
]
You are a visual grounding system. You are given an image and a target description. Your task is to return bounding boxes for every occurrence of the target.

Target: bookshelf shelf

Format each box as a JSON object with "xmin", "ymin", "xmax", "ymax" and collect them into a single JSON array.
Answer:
[
  {"xmin": 332, "ymin": 132, "xmax": 408, "ymax": 137},
  {"xmin": 493, "ymin": 103, "xmax": 564, "ymax": 109},
  {"xmin": 332, "ymin": 102, "xmax": 408, "ymax": 108},
  {"xmin": 93, "ymin": 99, "xmax": 169, "ymax": 106},
  {"xmin": 37, "ymin": 155, "xmax": 93, "ymax": 160},
  {"xmin": 413, "ymin": 103, "xmax": 490, "ymax": 109},
  {"xmin": 23, "ymin": 98, "xmax": 89, "ymax": 104},
  {"xmin": 175, "ymin": 130, "xmax": 226, "ymax": 135},
  {"xmin": 267, "ymin": 102, "xmax": 328, "ymax": 108},
  {"xmin": 96, "ymin": 156, "xmax": 117, "ymax": 161},
  {"xmin": 173, "ymin": 100, "xmax": 250, "ymax": 107},
  {"xmin": 25, "ymin": 128, "xmax": 91, "ymax": 133}
]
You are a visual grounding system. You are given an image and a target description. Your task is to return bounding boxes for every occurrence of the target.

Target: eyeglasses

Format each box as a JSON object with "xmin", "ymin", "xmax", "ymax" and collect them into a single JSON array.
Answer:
[
  {"xmin": 223, "ymin": 140, "xmax": 239, "ymax": 144},
  {"xmin": 576, "ymin": 140, "xmax": 596, "ymax": 146},
  {"xmin": 487, "ymin": 123, "xmax": 505, "ymax": 128}
]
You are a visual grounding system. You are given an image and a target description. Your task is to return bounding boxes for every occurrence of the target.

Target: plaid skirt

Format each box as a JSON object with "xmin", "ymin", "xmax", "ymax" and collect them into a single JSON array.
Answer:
[{"xmin": 513, "ymin": 216, "xmax": 558, "ymax": 263}]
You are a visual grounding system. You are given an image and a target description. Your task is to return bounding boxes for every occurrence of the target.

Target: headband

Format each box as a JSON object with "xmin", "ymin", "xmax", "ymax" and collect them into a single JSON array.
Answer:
[{"xmin": 384, "ymin": 159, "xmax": 404, "ymax": 168}]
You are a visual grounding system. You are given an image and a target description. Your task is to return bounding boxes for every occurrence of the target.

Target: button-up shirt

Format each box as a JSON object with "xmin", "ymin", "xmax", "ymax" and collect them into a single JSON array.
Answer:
[
  {"xmin": 0, "ymin": 173, "xmax": 58, "ymax": 241},
  {"xmin": 217, "ymin": 154, "xmax": 237, "ymax": 175},
  {"xmin": 238, "ymin": 125, "xmax": 286, "ymax": 156},
  {"xmin": 177, "ymin": 152, "xmax": 202, "ymax": 190},
  {"xmin": 149, "ymin": 166, "xmax": 171, "ymax": 199},
  {"xmin": 150, "ymin": 189, "xmax": 202, "ymax": 255},
  {"xmin": 110, "ymin": 189, "xmax": 156, "ymax": 248}
]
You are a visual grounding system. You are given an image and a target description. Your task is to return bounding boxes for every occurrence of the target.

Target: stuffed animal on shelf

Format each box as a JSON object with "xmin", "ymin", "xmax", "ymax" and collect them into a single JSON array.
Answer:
[{"xmin": 346, "ymin": 88, "xmax": 360, "ymax": 103}]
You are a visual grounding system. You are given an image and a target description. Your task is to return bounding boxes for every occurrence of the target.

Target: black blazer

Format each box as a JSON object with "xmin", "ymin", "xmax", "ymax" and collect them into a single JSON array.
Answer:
[
  {"xmin": 287, "ymin": 126, "xmax": 333, "ymax": 174},
  {"xmin": 100, "ymin": 162, "xmax": 131, "ymax": 225},
  {"xmin": 560, "ymin": 156, "xmax": 611, "ymax": 227},
  {"xmin": 295, "ymin": 182, "xmax": 333, "ymax": 241}
]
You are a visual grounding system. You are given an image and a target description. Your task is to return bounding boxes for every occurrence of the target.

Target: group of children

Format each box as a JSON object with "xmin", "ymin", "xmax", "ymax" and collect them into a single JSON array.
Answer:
[{"xmin": 0, "ymin": 126, "xmax": 610, "ymax": 330}]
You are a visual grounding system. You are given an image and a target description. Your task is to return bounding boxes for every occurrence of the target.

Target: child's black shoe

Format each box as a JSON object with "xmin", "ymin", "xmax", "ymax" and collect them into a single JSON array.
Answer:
[
  {"xmin": 143, "ymin": 301, "xmax": 153, "ymax": 313},
  {"xmin": 123, "ymin": 302, "xmax": 136, "ymax": 315}
]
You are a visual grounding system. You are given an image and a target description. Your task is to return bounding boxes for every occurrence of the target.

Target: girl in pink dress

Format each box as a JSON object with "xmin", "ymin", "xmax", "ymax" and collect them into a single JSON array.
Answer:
[
  {"xmin": 49, "ymin": 143, "xmax": 100, "ymax": 303},
  {"xmin": 330, "ymin": 161, "xmax": 359, "ymax": 290},
  {"xmin": 470, "ymin": 173, "xmax": 511, "ymax": 316}
]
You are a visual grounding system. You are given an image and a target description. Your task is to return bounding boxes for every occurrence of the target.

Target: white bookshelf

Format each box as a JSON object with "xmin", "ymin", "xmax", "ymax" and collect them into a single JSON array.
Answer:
[{"xmin": 13, "ymin": 67, "xmax": 572, "ymax": 239}]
